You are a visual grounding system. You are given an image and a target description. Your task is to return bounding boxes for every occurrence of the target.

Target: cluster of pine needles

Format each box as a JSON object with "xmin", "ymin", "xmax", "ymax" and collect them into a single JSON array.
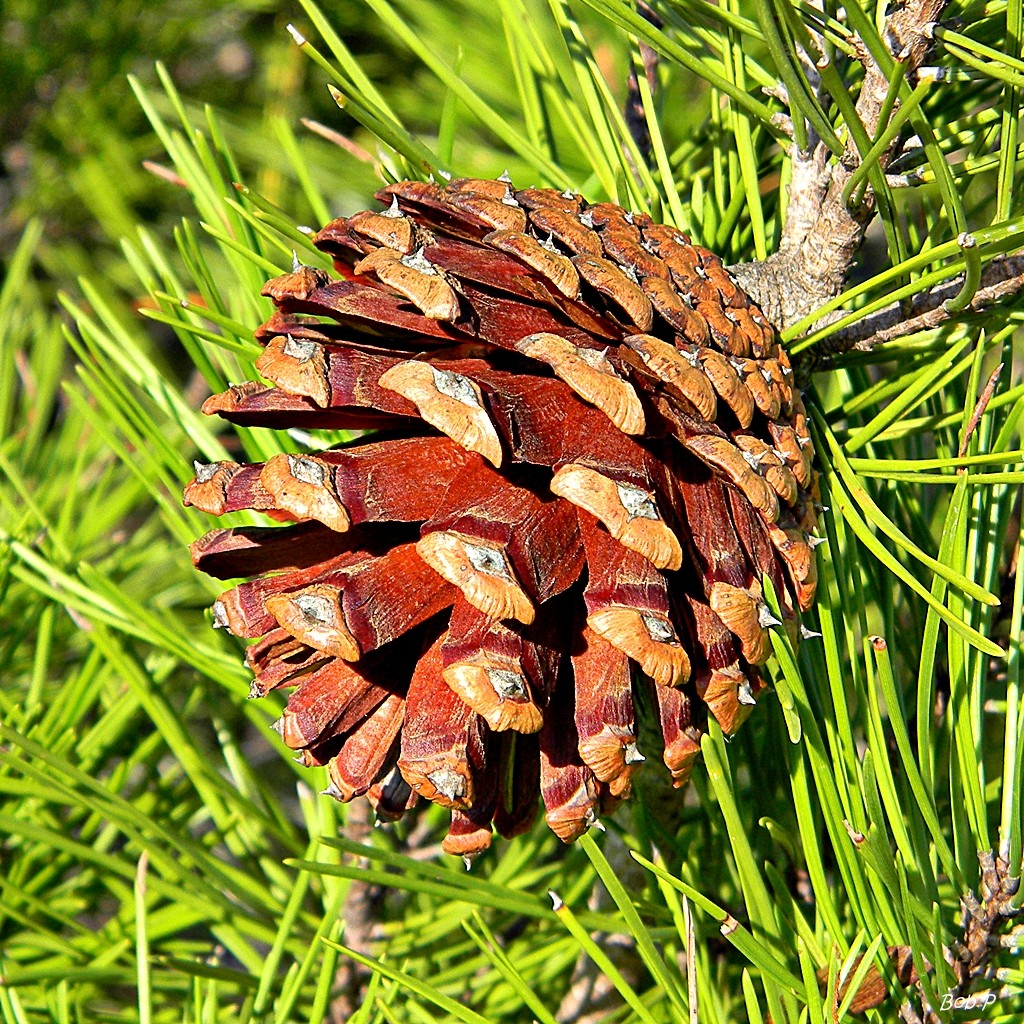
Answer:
[{"xmin": 0, "ymin": 0, "xmax": 1022, "ymax": 1021}]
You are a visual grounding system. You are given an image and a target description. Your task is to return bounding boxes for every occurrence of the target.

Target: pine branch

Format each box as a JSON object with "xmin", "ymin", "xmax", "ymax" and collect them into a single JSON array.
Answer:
[
  {"xmin": 329, "ymin": 799, "xmax": 380, "ymax": 1022},
  {"xmin": 732, "ymin": 0, "xmax": 953, "ymax": 331},
  {"xmin": 940, "ymin": 852, "xmax": 1022, "ymax": 1015},
  {"xmin": 809, "ymin": 254, "xmax": 1024, "ymax": 359}
]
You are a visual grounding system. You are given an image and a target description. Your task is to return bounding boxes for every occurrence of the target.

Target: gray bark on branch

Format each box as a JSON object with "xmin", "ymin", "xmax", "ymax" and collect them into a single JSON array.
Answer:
[
  {"xmin": 732, "ymin": 0, "xmax": 949, "ymax": 334},
  {"xmin": 817, "ymin": 254, "xmax": 1024, "ymax": 356}
]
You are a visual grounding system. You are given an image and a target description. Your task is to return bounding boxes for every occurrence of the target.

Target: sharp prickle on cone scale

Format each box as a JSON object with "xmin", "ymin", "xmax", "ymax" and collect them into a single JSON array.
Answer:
[{"xmin": 185, "ymin": 175, "xmax": 820, "ymax": 850}]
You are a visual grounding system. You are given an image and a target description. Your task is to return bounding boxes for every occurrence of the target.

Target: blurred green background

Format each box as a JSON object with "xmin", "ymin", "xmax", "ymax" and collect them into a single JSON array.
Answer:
[{"xmin": 3, "ymin": 0, "xmax": 371, "ymax": 288}]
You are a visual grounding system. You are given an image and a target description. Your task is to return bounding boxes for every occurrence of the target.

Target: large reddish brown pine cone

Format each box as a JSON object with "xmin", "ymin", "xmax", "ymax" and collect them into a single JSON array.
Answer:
[{"xmin": 184, "ymin": 175, "xmax": 821, "ymax": 858}]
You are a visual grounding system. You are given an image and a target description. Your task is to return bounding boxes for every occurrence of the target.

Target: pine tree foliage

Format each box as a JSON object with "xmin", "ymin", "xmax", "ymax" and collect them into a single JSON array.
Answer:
[{"xmin": 0, "ymin": 1, "xmax": 1022, "ymax": 1022}]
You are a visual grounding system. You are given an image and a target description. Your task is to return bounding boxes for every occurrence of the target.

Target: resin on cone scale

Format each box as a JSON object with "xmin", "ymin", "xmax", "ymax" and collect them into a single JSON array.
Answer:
[{"xmin": 185, "ymin": 174, "xmax": 821, "ymax": 857}]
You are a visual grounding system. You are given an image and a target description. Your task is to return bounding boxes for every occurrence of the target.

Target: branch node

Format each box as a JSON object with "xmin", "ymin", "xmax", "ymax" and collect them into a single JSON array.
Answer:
[{"xmin": 771, "ymin": 112, "xmax": 794, "ymax": 138}]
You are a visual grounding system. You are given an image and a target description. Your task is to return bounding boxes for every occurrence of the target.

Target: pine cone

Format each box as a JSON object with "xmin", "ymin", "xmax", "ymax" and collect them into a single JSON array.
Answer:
[{"xmin": 185, "ymin": 175, "xmax": 820, "ymax": 857}]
